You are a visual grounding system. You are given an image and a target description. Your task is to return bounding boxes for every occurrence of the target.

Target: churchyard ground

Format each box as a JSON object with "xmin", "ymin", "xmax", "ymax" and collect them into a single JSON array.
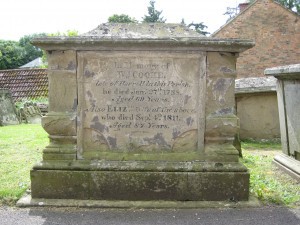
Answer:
[{"xmin": 0, "ymin": 124, "xmax": 299, "ymax": 206}]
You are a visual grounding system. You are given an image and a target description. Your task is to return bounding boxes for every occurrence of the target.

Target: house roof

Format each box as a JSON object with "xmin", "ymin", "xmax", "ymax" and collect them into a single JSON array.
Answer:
[
  {"xmin": 0, "ymin": 69, "xmax": 48, "ymax": 101},
  {"xmin": 20, "ymin": 57, "xmax": 43, "ymax": 68},
  {"xmin": 212, "ymin": 0, "xmax": 300, "ymax": 37}
]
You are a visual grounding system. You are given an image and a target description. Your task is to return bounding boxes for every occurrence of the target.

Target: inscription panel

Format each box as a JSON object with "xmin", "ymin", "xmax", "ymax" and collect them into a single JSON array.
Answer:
[{"xmin": 77, "ymin": 51, "xmax": 205, "ymax": 158}]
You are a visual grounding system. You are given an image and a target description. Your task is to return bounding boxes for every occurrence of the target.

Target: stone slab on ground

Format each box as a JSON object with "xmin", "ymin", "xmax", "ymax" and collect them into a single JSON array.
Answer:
[{"xmin": 273, "ymin": 153, "xmax": 300, "ymax": 181}]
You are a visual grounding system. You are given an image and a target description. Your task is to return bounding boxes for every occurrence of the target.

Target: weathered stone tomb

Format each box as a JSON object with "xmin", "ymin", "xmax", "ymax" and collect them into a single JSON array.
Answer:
[
  {"xmin": 265, "ymin": 64, "xmax": 300, "ymax": 181},
  {"xmin": 30, "ymin": 23, "xmax": 254, "ymax": 203}
]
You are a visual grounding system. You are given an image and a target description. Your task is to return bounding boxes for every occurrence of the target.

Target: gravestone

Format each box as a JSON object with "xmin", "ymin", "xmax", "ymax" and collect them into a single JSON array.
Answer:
[
  {"xmin": 29, "ymin": 23, "xmax": 254, "ymax": 203},
  {"xmin": 18, "ymin": 102, "xmax": 42, "ymax": 124},
  {"xmin": 0, "ymin": 89, "xmax": 19, "ymax": 126},
  {"xmin": 265, "ymin": 64, "xmax": 300, "ymax": 180}
]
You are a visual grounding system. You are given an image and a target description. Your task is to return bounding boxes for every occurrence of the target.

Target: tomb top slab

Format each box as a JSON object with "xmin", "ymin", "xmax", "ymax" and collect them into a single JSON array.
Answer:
[
  {"xmin": 32, "ymin": 23, "xmax": 254, "ymax": 52},
  {"xmin": 235, "ymin": 77, "xmax": 277, "ymax": 94},
  {"xmin": 265, "ymin": 64, "xmax": 300, "ymax": 79},
  {"xmin": 82, "ymin": 23, "xmax": 204, "ymax": 38}
]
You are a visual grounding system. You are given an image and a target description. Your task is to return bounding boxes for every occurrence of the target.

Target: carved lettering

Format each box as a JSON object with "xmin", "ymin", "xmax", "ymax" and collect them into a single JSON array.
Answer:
[{"xmin": 80, "ymin": 54, "xmax": 200, "ymax": 151}]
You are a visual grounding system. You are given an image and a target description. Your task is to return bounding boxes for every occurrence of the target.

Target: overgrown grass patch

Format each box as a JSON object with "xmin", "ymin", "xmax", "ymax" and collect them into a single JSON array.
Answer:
[
  {"xmin": 0, "ymin": 124, "xmax": 48, "ymax": 205},
  {"xmin": 241, "ymin": 141, "xmax": 300, "ymax": 207}
]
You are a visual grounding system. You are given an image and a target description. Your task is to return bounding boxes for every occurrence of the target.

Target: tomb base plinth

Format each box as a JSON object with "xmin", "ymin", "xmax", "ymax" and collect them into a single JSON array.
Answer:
[{"xmin": 31, "ymin": 160, "xmax": 249, "ymax": 201}]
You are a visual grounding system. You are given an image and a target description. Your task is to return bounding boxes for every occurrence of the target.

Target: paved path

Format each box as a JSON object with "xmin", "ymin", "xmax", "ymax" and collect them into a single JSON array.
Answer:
[{"xmin": 0, "ymin": 206, "xmax": 300, "ymax": 225}]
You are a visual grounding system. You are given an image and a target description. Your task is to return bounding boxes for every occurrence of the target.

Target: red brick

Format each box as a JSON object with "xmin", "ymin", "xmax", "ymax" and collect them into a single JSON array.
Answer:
[{"xmin": 213, "ymin": 0, "xmax": 300, "ymax": 78}]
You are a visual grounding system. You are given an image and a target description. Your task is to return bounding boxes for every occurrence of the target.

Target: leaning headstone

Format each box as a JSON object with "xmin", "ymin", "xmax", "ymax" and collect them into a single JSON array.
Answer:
[
  {"xmin": 19, "ymin": 102, "xmax": 42, "ymax": 124},
  {"xmin": 265, "ymin": 64, "xmax": 300, "ymax": 181},
  {"xmin": 28, "ymin": 23, "xmax": 254, "ymax": 204},
  {"xmin": 0, "ymin": 89, "xmax": 19, "ymax": 126}
]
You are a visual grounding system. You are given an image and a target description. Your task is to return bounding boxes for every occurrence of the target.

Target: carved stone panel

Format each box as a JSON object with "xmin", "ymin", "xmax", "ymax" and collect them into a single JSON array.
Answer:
[{"xmin": 77, "ymin": 51, "xmax": 206, "ymax": 159}]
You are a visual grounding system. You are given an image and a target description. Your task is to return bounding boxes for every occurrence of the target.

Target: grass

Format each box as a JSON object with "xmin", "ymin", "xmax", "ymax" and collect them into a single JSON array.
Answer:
[
  {"xmin": 241, "ymin": 139, "xmax": 282, "ymax": 150},
  {"xmin": 0, "ymin": 125, "xmax": 299, "ymax": 207},
  {"xmin": 241, "ymin": 141, "xmax": 300, "ymax": 207},
  {"xmin": 0, "ymin": 124, "xmax": 48, "ymax": 205}
]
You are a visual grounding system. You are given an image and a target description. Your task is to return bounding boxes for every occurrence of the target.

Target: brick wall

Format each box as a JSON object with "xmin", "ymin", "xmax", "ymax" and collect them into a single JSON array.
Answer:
[{"xmin": 213, "ymin": 0, "xmax": 300, "ymax": 78}]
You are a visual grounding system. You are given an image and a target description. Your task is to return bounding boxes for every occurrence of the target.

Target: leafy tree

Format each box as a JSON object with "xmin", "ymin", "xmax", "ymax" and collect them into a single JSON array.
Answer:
[
  {"xmin": 142, "ymin": 0, "xmax": 166, "ymax": 23},
  {"xmin": 19, "ymin": 33, "xmax": 46, "ymax": 65},
  {"xmin": 187, "ymin": 22, "xmax": 209, "ymax": 36},
  {"xmin": 0, "ymin": 31, "xmax": 79, "ymax": 70},
  {"xmin": 108, "ymin": 14, "xmax": 137, "ymax": 23},
  {"xmin": 275, "ymin": 0, "xmax": 300, "ymax": 13},
  {"xmin": 0, "ymin": 40, "xmax": 25, "ymax": 69},
  {"xmin": 0, "ymin": 33, "xmax": 47, "ymax": 70},
  {"xmin": 181, "ymin": 19, "xmax": 209, "ymax": 36}
]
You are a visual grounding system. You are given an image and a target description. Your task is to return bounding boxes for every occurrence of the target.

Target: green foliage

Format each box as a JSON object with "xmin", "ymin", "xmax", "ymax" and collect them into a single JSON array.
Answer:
[
  {"xmin": 106, "ymin": 3, "xmax": 209, "ymax": 37},
  {"xmin": 275, "ymin": 0, "xmax": 300, "ymax": 13},
  {"xmin": 188, "ymin": 22, "xmax": 209, "ymax": 36},
  {"xmin": 0, "ymin": 40, "xmax": 25, "ymax": 69},
  {"xmin": 18, "ymin": 33, "xmax": 46, "ymax": 65},
  {"xmin": 108, "ymin": 14, "xmax": 137, "ymax": 23},
  {"xmin": 180, "ymin": 19, "xmax": 209, "ymax": 36},
  {"xmin": 0, "ymin": 124, "xmax": 48, "ymax": 205},
  {"xmin": 0, "ymin": 33, "xmax": 46, "ymax": 70},
  {"xmin": 48, "ymin": 30, "xmax": 79, "ymax": 37},
  {"xmin": 142, "ymin": 0, "xmax": 166, "ymax": 23},
  {"xmin": 241, "ymin": 144, "xmax": 300, "ymax": 206},
  {"xmin": 241, "ymin": 139, "xmax": 281, "ymax": 149}
]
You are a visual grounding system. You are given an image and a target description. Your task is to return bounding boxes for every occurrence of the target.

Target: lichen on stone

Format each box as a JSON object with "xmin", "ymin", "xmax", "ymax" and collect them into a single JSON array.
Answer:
[{"xmin": 82, "ymin": 23, "xmax": 205, "ymax": 39}]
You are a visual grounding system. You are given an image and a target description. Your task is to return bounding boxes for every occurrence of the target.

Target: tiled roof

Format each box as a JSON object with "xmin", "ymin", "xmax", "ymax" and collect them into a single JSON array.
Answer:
[{"xmin": 0, "ymin": 69, "xmax": 48, "ymax": 101}]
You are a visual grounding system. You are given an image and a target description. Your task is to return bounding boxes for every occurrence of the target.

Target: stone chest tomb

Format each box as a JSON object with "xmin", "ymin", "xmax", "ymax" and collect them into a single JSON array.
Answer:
[
  {"xmin": 29, "ymin": 23, "xmax": 254, "ymax": 203},
  {"xmin": 265, "ymin": 64, "xmax": 300, "ymax": 180}
]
